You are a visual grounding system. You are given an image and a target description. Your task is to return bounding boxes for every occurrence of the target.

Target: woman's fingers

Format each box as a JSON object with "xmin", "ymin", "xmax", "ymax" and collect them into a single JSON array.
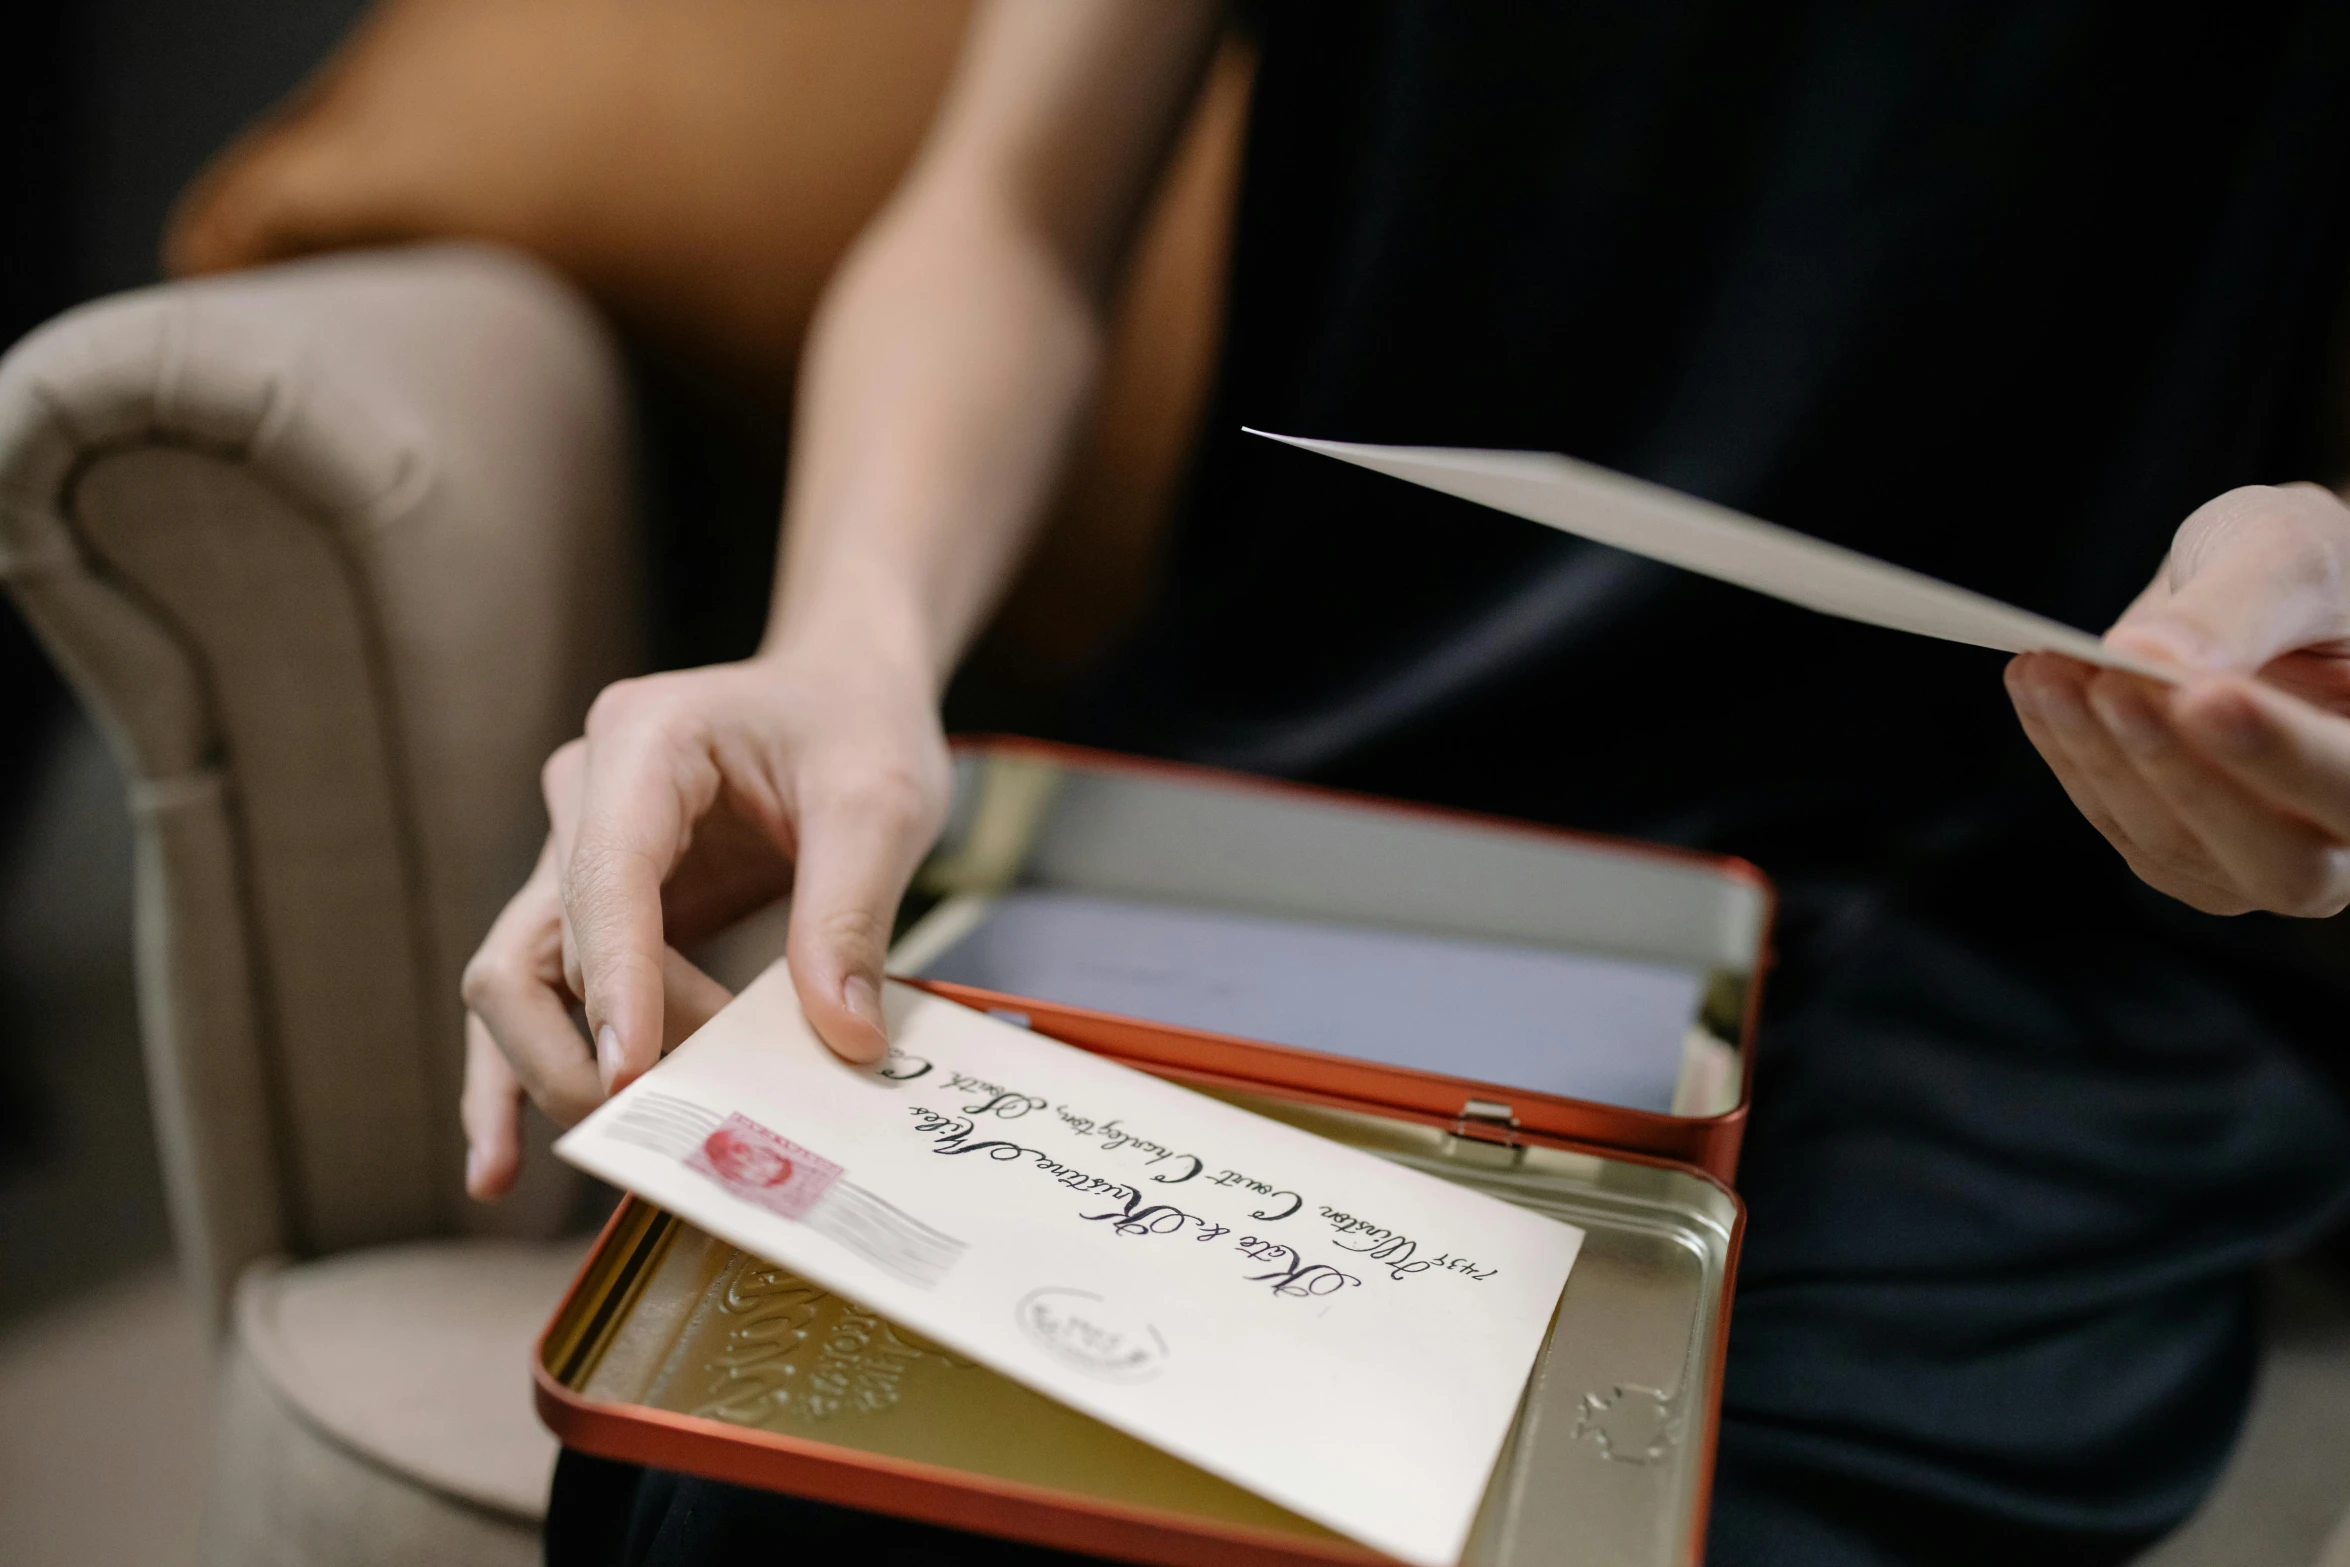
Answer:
[
  {"xmin": 459, "ymin": 855, "xmax": 741, "ymax": 1202},
  {"xmin": 462, "ymin": 962, "xmax": 603, "ymax": 1127},
  {"xmin": 784, "ymin": 764, "xmax": 945, "ymax": 1063},
  {"xmin": 541, "ymin": 740, "xmax": 591, "ymax": 1003},
  {"xmin": 2008, "ymin": 657, "xmax": 2147, "ymax": 852},
  {"xmin": 2085, "ymin": 672, "xmax": 2350, "ymax": 917},
  {"xmin": 2158, "ymin": 675, "xmax": 2350, "ymax": 911},
  {"xmin": 2011, "ymin": 650, "xmax": 2350, "ymax": 918},
  {"xmin": 468, "ymin": 652, "xmax": 955, "ymax": 1201},
  {"xmin": 2013, "ymin": 483, "xmax": 2350, "ymax": 920},
  {"xmin": 564, "ymin": 680, "xmax": 723, "ymax": 1095},
  {"xmin": 459, "ymin": 840, "xmax": 582, "ymax": 1201},
  {"xmin": 2104, "ymin": 484, "xmax": 2350, "ymax": 674},
  {"xmin": 2171, "ymin": 674, "xmax": 2350, "ymax": 841},
  {"xmin": 461, "ymin": 1016, "xmax": 526, "ymax": 1201},
  {"xmin": 2006, "ymin": 655, "xmax": 2252, "ymax": 912},
  {"xmin": 528, "ymin": 659, "xmax": 948, "ymax": 1080},
  {"xmin": 461, "ymin": 856, "xmax": 606, "ymax": 1127},
  {"xmin": 462, "ymin": 936, "xmax": 734, "ymax": 1203}
]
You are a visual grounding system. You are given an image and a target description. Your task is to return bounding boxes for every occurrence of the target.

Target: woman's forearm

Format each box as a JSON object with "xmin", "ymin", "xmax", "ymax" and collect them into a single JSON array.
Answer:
[
  {"xmin": 761, "ymin": 0, "xmax": 1223, "ymax": 691},
  {"xmin": 764, "ymin": 184, "xmax": 1103, "ymax": 689}
]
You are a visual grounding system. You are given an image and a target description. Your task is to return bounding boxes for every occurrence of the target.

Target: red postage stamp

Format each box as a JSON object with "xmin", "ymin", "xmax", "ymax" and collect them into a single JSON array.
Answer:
[{"xmin": 686, "ymin": 1113, "xmax": 844, "ymax": 1221}]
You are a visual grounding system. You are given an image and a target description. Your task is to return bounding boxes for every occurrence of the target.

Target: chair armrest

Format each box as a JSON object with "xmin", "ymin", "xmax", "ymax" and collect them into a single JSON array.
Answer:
[{"xmin": 0, "ymin": 243, "xmax": 640, "ymax": 1328}]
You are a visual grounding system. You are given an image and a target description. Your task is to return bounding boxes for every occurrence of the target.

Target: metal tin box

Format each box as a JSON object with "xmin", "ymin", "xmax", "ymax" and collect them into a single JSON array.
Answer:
[
  {"xmin": 539, "ymin": 1073, "xmax": 1742, "ymax": 1566},
  {"xmin": 537, "ymin": 742, "xmax": 1768, "ymax": 1561}
]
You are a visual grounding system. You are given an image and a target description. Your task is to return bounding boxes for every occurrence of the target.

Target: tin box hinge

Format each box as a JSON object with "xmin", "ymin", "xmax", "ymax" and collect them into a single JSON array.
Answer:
[{"xmin": 1453, "ymin": 1098, "xmax": 1520, "ymax": 1145}]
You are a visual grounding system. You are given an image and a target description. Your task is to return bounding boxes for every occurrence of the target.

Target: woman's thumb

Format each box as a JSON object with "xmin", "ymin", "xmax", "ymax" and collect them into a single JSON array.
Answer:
[{"xmin": 2108, "ymin": 484, "xmax": 2350, "ymax": 674}]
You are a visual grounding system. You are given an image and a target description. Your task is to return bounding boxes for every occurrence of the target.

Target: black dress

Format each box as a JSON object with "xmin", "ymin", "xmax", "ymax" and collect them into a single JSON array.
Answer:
[{"xmin": 551, "ymin": 4, "xmax": 2350, "ymax": 1562}]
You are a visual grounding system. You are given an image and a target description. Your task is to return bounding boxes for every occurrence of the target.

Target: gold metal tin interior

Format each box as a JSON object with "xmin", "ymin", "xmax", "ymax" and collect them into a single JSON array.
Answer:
[{"xmin": 548, "ymin": 1088, "xmax": 1737, "ymax": 1567}]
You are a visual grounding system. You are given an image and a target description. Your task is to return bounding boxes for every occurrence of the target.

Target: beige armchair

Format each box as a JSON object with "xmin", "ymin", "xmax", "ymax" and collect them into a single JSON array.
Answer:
[{"xmin": 0, "ymin": 243, "xmax": 637, "ymax": 1564}]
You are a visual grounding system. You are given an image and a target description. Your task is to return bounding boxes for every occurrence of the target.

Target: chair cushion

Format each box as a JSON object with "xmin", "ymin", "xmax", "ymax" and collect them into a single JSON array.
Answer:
[
  {"xmin": 212, "ymin": 1338, "xmax": 539, "ymax": 1567},
  {"xmin": 234, "ymin": 1237, "xmax": 589, "ymax": 1520}
]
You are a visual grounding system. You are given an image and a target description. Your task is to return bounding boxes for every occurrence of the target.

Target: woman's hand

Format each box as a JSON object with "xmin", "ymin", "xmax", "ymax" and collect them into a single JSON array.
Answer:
[
  {"xmin": 2008, "ymin": 482, "xmax": 2350, "ymax": 917},
  {"xmin": 458, "ymin": 646, "xmax": 950, "ymax": 1199}
]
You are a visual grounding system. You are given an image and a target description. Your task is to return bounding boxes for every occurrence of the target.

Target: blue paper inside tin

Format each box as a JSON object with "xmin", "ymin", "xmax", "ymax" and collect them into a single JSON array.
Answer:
[{"xmin": 913, "ymin": 889, "xmax": 1702, "ymax": 1114}]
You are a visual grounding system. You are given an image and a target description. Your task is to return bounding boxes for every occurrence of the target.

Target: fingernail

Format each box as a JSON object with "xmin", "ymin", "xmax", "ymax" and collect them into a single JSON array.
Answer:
[
  {"xmin": 596, "ymin": 1023, "xmax": 621, "ymax": 1079},
  {"xmin": 843, "ymin": 974, "xmax": 885, "ymax": 1035},
  {"xmin": 464, "ymin": 1145, "xmax": 484, "ymax": 1191}
]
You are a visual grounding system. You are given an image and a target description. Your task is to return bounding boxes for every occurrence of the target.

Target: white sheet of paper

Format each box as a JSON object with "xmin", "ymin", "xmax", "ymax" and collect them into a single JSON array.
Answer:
[
  {"xmin": 1248, "ymin": 430, "xmax": 2180, "ymax": 682},
  {"xmin": 557, "ymin": 971, "xmax": 1584, "ymax": 1567}
]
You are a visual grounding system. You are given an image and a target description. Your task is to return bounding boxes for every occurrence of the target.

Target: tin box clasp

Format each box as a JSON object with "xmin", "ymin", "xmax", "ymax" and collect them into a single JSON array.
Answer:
[{"xmin": 1452, "ymin": 1097, "xmax": 1520, "ymax": 1146}]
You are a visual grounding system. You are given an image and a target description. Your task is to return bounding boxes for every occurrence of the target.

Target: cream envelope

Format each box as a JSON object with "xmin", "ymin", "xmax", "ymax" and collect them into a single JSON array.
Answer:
[
  {"xmin": 1248, "ymin": 430, "xmax": 2182, "ymax": 682},
  {"xmin": 557, "ymin": 971, "xmax": 1585, "ymax": 1567}
]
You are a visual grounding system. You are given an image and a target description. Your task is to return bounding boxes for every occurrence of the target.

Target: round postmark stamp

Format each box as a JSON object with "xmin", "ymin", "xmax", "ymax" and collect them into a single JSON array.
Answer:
[{"xmin": 1015, "ymin": 1287, "xmax": 1170, "ymax": 1384}]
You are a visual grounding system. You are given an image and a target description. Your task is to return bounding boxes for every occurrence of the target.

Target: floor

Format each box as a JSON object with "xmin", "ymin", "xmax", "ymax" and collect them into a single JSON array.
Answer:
[
  {"xmin": 0, "ymin": 715, "xmax": 168, "ymax": 1320},
  {"xmin": 0, "ymin": 715, "xmax": 195, "ymax": 1566},
  {"xmin": 0, "ymin": 714, "xmax": 2345, "ymax": 1565},
  {"xmin": 0, "ymin": 1266, "xmax": 208, "ymax": 1566}
]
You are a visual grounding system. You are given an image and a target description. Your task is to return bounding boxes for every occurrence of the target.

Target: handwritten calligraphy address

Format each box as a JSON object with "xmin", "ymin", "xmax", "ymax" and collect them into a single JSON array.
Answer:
[{"xmin": 906, "ymin": 1057, "xmax": 1503, "ymax": 1301}]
